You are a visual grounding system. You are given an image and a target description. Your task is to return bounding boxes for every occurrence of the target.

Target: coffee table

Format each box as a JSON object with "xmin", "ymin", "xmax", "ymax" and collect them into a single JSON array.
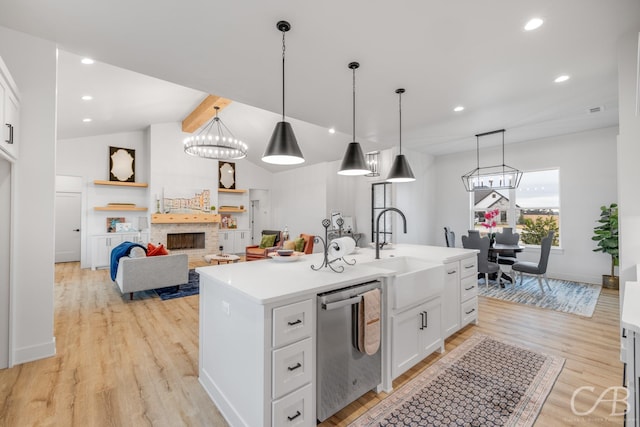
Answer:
[{"xmin": 204, "ymin": 254, "xmax": 241, "ymax": 265}]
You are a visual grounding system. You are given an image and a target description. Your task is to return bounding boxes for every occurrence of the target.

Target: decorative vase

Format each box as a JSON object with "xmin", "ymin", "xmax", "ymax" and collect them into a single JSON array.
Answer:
[{"xmin": 602, "ymin": 274, "xmax": 619, "ymax": 289}]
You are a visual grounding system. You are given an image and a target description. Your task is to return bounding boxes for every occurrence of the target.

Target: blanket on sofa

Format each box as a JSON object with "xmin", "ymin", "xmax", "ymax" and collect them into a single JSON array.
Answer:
[{"xmin": 110, "ymin": 241, "xmax": 147, "ymax": 281}]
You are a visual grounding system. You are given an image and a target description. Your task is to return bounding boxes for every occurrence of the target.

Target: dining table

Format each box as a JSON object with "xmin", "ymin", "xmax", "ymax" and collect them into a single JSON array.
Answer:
[{"xmin": 488, "ymin": 243, "xmax": 525, "ymax": 285}]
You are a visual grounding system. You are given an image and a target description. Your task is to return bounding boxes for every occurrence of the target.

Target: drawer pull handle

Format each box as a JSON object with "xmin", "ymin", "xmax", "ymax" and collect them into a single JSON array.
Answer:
[
  {"xmin": 465, "ymin": 308, "xmax": 476, "ymax": 315},
  {"xmin": 287, "ymin": 410, "xmax": 301, "ymax": 421},
  {"xmin": 622, "ymin": 327, "xmax": 627, "ymax": 338},
  {"xmin": 287, "ymin": 362, "xmax": 302, "ymax": 371},
  {"xmin": 447, "ymin": 270, "xmax": 457, "ymax": 275},
  {"xmin": 464, "ymin": 264, "xmax": 474, "ymax": 269},
  {"xmin": 5, "ymin": 123, "xmax": 14, "ymax": 144},
  {"xmin": 465, "ymin": 285, "xmax": 475, "ymax": 291},
  {"xmin": 287, "ymin": 319, "xmax": 302, "ymax": 326}
]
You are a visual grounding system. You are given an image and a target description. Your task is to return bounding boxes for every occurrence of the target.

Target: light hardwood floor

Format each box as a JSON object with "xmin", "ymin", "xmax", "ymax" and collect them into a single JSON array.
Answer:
[{"xmin": 0, "ymin": 262, "xmax": 624, "ymax": 426}]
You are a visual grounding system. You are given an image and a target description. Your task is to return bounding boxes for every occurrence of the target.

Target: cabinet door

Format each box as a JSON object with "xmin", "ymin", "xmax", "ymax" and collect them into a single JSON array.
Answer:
[
  {"xmin": 234, "ymin": 230, "xmax": 250, "ymax": 254},
  {"xmin": 442, "ymin": 261, "xmax": 460, "ymax": 338},
  {"xmin": 0, "ymin": 74, "xmax": 19, "ymax": 161},
  {"xmin": 391, "ymin": 305, "xmax": 423, "ymax": 379},
  {"xmin": 92, "ymin": 235, "xmax": 125, "ymax": 270},
  {"xmin": 218, "ymin": 231, "xmax": 232, "ymax": 253},
  {"xmin": 419, "ymin": 298, "xmax": 442, "ymax": 357}
]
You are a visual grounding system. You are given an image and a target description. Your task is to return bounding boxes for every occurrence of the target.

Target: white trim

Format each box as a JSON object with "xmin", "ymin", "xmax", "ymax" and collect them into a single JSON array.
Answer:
[{"xmin": 13, "ymin": 337, "xmax": 56, "ymax": 365}]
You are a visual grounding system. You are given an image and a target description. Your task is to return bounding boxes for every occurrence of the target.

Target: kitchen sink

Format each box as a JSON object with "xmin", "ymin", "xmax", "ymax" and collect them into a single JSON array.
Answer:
[{"xmin": 365, "ymin": 256, "xmax": 444, "ymax": 310}]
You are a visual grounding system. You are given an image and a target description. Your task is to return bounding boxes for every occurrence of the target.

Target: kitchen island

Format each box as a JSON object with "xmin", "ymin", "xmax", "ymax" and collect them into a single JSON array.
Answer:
[{"xmin": 197, "ymin": 244, "xmax": 477, "ymax": 427}]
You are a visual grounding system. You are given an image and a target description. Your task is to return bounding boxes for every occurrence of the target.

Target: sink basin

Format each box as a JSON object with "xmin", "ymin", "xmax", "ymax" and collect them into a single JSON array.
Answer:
[{"xmin": 365, "ymin": 257, "xmax": 444, "ymax": 310}]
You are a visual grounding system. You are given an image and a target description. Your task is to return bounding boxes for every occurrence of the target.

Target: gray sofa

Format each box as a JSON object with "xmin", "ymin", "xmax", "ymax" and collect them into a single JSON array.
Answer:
[{"xmin": 114, "ymin": 253, "xmax": 189, "ymax": 299}]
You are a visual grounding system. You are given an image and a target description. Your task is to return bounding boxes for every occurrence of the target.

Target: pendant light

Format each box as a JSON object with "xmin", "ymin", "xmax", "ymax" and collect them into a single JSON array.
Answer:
[
  {"xmin": 262, "ymin": 20, "xmax": 304, "ymax": 165},
  {"xmin": 338, "ymin": 62, "xmax": 369, "ymax": 175},
  {"xmin": 386, "ymin": 88, "xmax": 416, "ymax": 183},
  {"xmin": 183, "ymin": 106, "xmax": 248, "ymax": 160}
]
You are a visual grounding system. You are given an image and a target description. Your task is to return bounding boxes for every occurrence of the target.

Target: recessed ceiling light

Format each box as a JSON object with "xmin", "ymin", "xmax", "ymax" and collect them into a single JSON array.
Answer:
[
  {"xmin": 328, "ymin": 128, "xmax": 336, "ymax": 134},
  {"xmin": 81, "ymin": 58, "xmax": 95, "ymax": 65},
  {"xmin": 453, "ymin": 106, "xmax": 465, "ymax": 112},
  {"xmin": 81, "ymin": 95, "xmax": 93, "ymax": 101},
  {"xmin": 82, "ymin": 118, "xmax": 92, "ymax": 123},
  {"xmin": 524, "ymin": 18, "xmax": 544, "ymax": 31},
  {"xmin": 554, "ymin": 75, "xmax": 570, "ymax": 83}
]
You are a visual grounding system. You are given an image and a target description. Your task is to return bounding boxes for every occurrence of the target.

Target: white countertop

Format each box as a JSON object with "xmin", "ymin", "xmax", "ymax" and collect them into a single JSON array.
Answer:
[
  {"xmin": 622, "ymin": 281, "xmax": 640, "ymax": 334},
  {"xmin": 196, "ymin": 244, "xmax": 477, "ymax": 305}
]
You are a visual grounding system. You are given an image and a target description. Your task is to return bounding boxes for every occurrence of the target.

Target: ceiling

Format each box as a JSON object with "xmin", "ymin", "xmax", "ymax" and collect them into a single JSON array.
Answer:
[{"xmin": 1, "ymin": 0, "xmax": 639, "ymax": 172}]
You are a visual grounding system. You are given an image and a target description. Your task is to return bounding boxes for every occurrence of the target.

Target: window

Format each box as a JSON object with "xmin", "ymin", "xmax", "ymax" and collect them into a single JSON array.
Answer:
[
  {"xmin": 471, "ymin": 169, "xmax": 560, "ymax": 246},
  {"xmin": 371, "ymin": 182, "xmax": 393, "ymax": 243}
]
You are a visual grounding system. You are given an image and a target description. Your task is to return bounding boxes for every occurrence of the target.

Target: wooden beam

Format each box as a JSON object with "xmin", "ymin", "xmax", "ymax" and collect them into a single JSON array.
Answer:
[{"xmin": 181, "ymin": 95, "xmax": 232, "ymax": 133}]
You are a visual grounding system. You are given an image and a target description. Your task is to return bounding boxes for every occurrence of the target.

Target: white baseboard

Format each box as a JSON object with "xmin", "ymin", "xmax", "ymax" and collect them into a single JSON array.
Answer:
[{"xmin": 13, "ymin": 337, "xmax": 56, "ymax": 366}]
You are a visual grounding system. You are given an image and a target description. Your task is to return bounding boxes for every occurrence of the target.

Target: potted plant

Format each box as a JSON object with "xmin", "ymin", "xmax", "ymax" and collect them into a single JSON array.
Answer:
[{"xmin": 592, "ymin": 203, "xmax": 619, "ymax": 289}]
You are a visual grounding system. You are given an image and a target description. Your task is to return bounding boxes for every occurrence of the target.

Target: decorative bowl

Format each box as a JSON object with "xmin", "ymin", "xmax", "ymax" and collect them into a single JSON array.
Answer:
[{"xmin": 277, "ymin": 249, "xmax": 294, "ymax": 257}]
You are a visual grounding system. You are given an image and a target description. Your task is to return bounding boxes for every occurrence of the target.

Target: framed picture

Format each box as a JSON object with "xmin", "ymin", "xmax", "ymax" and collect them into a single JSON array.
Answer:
[
  {"xmin": 219, "ymin": 161, "xmax": 236, "ymax": 189},
  {"xmin": 107, "ymin": 217, "xmax": 126, "ymax": 233},
  {"xmin": 109, "ymin": 146, "xmax": 135, "ymax": 182}
]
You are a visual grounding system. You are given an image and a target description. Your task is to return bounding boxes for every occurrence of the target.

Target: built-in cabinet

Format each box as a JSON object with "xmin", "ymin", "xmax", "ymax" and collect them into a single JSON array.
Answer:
[
  {"xmin": 391, "ymin": 296, "xmax": 442, "ymax": 379},
  {"xmin": 218, "ymin": 229, "xmax": 250, "ymax": 254},
  {"xmin": 441, "ymin": 254, "xmax": 478, "ymax": 339},
  {"xmin": 91, "ymin": 232, "xmax": 148, "ymax": 270},
  {"xmin": 0, "ymin": 56, "xmax": 20, "ymax": 161}
]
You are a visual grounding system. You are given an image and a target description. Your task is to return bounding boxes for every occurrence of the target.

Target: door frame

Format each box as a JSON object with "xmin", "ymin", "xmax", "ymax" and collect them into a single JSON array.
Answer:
[
  {"xmin": 55, "ymin": 176, "xmax": 86, "ymax": 267},
  {"xmin": 0, "ymin": 151, "xmax": 16, "ymax": 367}
]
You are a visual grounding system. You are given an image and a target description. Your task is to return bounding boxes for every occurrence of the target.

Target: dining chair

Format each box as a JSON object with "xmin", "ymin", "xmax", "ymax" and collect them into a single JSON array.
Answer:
[
  {"xmin": 444, "ymin": 227, "xmax": 455, "ymax": 248},
  {"xmin": 461, "ymin": 233, "xmax": 500, "ymax": 287},
  {"xmin": 495, "ymin": 227, "xmax": 520, "ymax": 263},
  {"xmin": 512, "ymin": 231, "xmax": 554, "ymax": 292}
]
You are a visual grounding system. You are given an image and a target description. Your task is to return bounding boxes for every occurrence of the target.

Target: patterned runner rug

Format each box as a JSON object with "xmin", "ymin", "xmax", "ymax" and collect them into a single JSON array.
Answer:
[
  {"xmin": 349, "ymin": 334, "xmax": 564, "ymax": 427},
  {"xmin": 477, "ymin": 276, "xmax": 602, "ymax": 317},
  {"xmin": 153, "ymin": 269, "xmax": 199, "ymax": 300}
]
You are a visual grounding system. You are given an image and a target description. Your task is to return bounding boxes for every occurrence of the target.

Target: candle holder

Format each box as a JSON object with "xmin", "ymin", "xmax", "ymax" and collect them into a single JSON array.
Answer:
[{"xmin": 311, "ymin": 218, "xmax": 356, "ymax": 273}]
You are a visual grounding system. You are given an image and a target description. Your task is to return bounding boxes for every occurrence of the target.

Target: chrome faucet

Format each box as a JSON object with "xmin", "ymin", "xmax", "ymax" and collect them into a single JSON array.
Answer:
[{"xmin": 375, "ymin": 207, "xmax": 407, "ymax": 259}]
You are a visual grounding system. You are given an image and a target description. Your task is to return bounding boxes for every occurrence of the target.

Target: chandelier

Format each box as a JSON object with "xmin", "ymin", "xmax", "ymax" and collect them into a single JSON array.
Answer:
[
  {"xmin": 461, "ymin": 129, "xmax": 522, "ymax": 191},
  {"xmin": 183, "ymin": 106, "xmax": 248, "ymax": 160}
]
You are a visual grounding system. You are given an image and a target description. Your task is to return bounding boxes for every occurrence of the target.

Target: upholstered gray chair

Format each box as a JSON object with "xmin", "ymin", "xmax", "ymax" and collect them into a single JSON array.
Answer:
[
  {"xmin": 512, "ymin": 231, "xmax": 554, "ymax": 292},
  {"xmin": 462, "ymin": 232, "xmax": 500, "ymax": 287},
  {"xmin": 444, "ymin": 227, "xmax": 455, "ymax": 248},
  {"xmin": 495, "ymin": 227, "xmax": 520, "ymax": 265}
]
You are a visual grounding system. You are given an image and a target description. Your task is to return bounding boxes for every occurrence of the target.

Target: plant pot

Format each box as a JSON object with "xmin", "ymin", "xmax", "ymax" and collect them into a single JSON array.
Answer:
[{"xmin": 602, "ymin": 274, "xmax": 619, "ymax": 289}]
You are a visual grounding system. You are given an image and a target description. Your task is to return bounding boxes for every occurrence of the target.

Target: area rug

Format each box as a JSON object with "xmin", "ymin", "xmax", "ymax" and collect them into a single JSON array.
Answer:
[
  {"xmin": 349, "ymin": 334, "xmax": 564, "ymax": 427},
  {"xmin": 477, "ymin": 276, "xmax": 602, "ymax": 317},
  {"xmin": 153, "ymin": 269, "xmax": 199, "ymax": 300}
]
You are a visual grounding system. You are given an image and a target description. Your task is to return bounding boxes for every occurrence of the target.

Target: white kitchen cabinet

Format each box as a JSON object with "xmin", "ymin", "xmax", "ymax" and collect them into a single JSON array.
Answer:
[
  {"xmin": 441, "ymin": 253, "xmax": 478, "ymax": 340},
  {"xmin": 391, "ymin": 296, "xmax": 442, "ymax": 380},
  {"xmin": 622, "ymin": 281, "xmax": 640, "ymax": 426},
  {"xmin": 218, "ymin": 229, "xmax": 250, "ymax": 254},
  {"xmin": 91, "ymin": 232, "xmax": 148, "ymax": 270},
  {"xmin": 0, "ymin": 56, "xmax": 20, "ymax": 161}
]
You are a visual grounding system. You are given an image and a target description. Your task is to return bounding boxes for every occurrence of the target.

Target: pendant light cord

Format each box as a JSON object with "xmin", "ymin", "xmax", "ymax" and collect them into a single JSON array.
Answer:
[
  {"xmin": 398, "ymin": 91, "xmax": 403, "ymax": 155},
  {"xmin": 352, "ymin": 66, "xmax": 356, "ymax": 142},
  {"xmin": 281, "ymin": 30, "xmax": 286, "ymax": 122}
]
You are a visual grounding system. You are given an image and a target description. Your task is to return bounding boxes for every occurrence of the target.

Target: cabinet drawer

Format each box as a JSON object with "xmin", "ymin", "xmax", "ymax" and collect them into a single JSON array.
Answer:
[
  {"xmin": 461, "ymin": 298, "xmax": 478, "ymax": 327},
  {"xmin": 460, "ymin": 275, "xmax": 478, "ymax": 302},
  {"xmin": 272, "ymin": 383, "xmax": 313, "ymax": 427},
  {"xmin": 460, "ymin": 256, "xmax": 478, "ymax": 278},
  {"xmin": 273, "ymin": 299, "xmax": 313, "ymax": 347},
  {"xmin": 272, "ymin": 338, "xmax": 312, "ymax": 399}
]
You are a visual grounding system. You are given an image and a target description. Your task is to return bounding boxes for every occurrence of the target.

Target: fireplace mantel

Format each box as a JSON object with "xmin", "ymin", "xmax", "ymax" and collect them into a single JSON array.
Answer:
[{"xmin": 151, "ymin": 213, "xmax": 221, "ymax": 224}]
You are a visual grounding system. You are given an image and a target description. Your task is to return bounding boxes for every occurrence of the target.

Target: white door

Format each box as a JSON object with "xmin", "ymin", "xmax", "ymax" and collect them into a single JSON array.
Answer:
[
  {"xmin": 0, "ymin": 157, "xmax": 12, "ymax": 368},
  {"xmin": 55, "ymin": 192, "xmax": 81, "ymax": 262}
]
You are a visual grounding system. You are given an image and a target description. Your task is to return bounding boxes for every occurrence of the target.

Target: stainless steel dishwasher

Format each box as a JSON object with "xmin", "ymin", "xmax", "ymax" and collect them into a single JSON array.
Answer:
[{"xmin": 316, "ymin": 280, "xmax": 382, "ymax": 422}]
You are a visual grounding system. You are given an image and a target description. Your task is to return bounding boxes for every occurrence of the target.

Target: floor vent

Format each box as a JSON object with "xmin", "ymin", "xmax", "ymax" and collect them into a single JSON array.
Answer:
[{"xmin": 587, "ymin": 105, "xmax": 604, "ymax": 114}]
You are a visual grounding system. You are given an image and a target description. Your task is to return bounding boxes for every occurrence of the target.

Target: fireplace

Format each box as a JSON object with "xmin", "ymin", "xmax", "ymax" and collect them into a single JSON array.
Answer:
[{"xmin": 167, "ymin": 232, "xmax": 205, "ymax": 250}]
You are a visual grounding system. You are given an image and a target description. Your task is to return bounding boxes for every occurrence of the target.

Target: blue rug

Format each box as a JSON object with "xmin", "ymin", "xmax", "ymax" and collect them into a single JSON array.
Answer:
[
  {"xmin": 153, "ymin": 269, "xmax": 200, "ymax": 300},
  {"xmin": 477, "ymin": 275, "xmax": 602, "ymax": 317}
]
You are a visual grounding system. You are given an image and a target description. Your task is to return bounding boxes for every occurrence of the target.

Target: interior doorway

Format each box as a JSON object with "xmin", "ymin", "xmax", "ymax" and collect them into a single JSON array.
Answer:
[
  {"xmin": 249, "ymin": 189, "xmax": 270, "ymax": 245},
  {"xmin": 55, "ymin": 176, "xmax": 83, "ymax": 263}
]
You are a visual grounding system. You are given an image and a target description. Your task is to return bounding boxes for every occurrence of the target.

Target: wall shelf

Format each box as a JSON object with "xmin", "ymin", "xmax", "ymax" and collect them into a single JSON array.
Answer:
[
  {"xmin": 94, "ymin": 180, "xmax": 148, "ymax": 187},
  {"xmin": 218, "ymin": 188, "xmax": 246, "ymax": 193},
  {"xmin": 219, "ymin": 208, "xmax": 246, "ymax": 213},
  {"xmin": 151, "ymin": 213, "xmax": 221, "ymax": 224},
  {"xmin": 95, "ymin": 206, "xmax": 148, "ymax": 211}
]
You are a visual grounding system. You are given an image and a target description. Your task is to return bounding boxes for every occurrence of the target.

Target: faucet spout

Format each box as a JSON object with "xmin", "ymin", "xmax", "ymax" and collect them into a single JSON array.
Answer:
[{"xmin": 375, "ymin": 207, "xmax": 407, "ymax": 259}]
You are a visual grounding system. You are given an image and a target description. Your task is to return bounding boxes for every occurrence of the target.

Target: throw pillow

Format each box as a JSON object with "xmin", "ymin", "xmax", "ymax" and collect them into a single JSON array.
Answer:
[
  {"xmin": 147, "ymin": 243, "xmax": 169, "ymax": 256},
  {"xmin": 259, "ymin": 234, "xmax": 277, "ymax": 249},
  {"xmin": 283, "ymin": 240, "xmax": 296, "ymax": 250},
  {"xmin": 129, "ymin": 246, "xmax": 146, "ymax": 258},
  {"xmin": 294, "ymin": 237, "xmax": 306, "ymax": 252}
]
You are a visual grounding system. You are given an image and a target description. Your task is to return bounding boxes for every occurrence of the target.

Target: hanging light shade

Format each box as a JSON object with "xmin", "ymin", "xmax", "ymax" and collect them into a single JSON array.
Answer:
[
  {"xmin": 461, "ymin": 129, "xmax": 523, "ymax": 191},
  {"xmin": 338, "ymin": 62, "xmax": 369, "ymax": 175},
  {"xmin": 262, "ymin": 20, "xmax": 304, "ymax": 165},
  {"xmin": 183, "ymin": 106, "xmax": 248, "ymax": 160},
  {"xmin": 387, "ymin": 88, "xmax": 416, "ymax": 183}
]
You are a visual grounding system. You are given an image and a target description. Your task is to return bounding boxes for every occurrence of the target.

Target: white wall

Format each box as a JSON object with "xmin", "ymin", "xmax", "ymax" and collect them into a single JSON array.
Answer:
[
  {"xmin": 618, "ymin": 30, "xmax": 640, "ymax": 299},
  {"xmin": 0, "ymin": 25, "xmax": 57, "ymax": 364},
  {"xmin": 57, "ymin": 131, "xmax": 148, "ymax": 267},
  {"xmin": 435, "ymin": 127, "xmax": 618, "ymax": 284}
]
